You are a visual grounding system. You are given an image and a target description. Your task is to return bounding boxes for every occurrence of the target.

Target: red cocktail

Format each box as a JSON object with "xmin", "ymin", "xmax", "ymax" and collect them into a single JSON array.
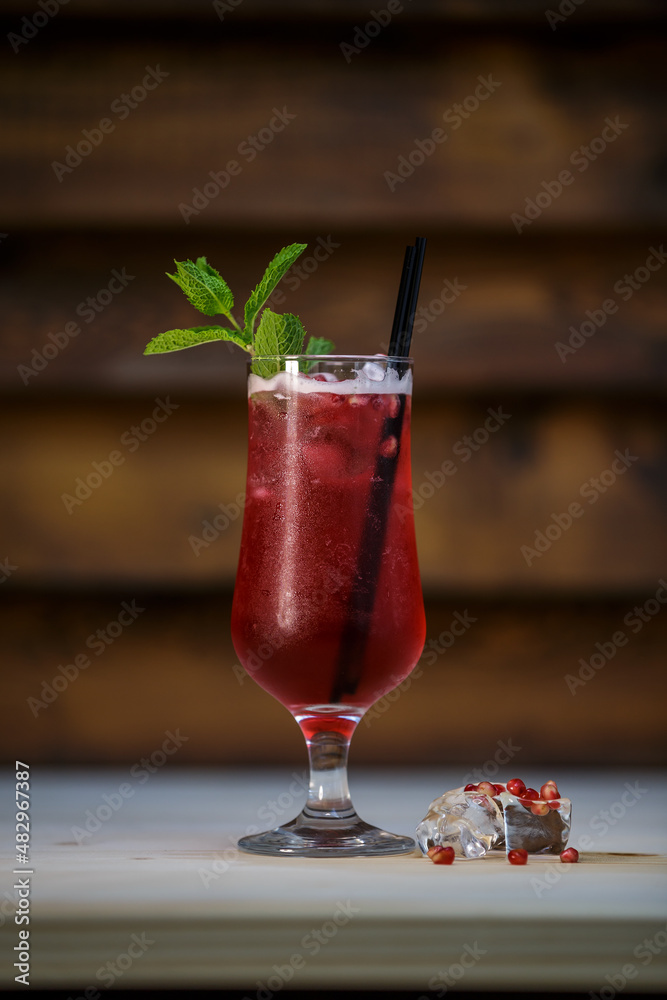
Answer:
[{"xmin": 232, "ymin": 356, "xmax": 425, "ymax": 856}]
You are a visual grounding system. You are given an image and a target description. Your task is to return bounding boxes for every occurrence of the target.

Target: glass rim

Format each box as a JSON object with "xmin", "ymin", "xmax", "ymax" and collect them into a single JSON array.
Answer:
[{"xmin": 247, "ymin": 354, "xmax": 414, "ymax": 364}]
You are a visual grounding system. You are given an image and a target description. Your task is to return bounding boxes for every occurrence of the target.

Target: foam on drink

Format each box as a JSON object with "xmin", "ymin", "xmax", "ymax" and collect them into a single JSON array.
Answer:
[{"xmin": 248, "ymin": 362, "xmax": 413, "ymax": 397}]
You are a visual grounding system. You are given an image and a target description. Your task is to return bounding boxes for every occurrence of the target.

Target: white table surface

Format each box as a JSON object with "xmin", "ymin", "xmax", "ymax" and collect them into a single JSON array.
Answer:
[{"xmin": 1, "ymin": 767, "xmax": 666, "ymax": 991}]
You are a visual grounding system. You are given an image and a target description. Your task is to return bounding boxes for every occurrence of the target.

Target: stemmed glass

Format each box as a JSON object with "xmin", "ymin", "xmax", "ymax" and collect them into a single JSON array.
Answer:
[{"xmin": 231, "ymin": 355, "xmax": 426, "ymax": 856}]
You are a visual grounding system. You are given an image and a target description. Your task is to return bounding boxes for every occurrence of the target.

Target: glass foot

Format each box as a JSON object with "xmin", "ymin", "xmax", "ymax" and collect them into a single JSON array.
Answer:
[{"xmin": 238, "ymin": 811, "xmax": 416, "ymax": 858}]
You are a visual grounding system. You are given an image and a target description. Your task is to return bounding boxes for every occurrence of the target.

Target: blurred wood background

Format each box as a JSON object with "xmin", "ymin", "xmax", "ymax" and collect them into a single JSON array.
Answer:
[{"xmin": 0, "ymin": 0, "xmax": 665, "ymax": 768}]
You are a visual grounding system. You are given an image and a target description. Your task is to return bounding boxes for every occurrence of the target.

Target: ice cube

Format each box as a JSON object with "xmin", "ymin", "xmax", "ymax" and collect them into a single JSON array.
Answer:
[
  {"xmin": 416, "ymin": 787, "xmax": 504, "ymax": 859},
  {"xmin": 361, "ymin": 361, "xmax": 386, "ymax": 381},
  {"xmin": 417, "ymin": 785, "xmax": 573, "ymax": 859},
  {"xmin": 500, "ymin": 792, "xmax": 571, "ymax": 854}
]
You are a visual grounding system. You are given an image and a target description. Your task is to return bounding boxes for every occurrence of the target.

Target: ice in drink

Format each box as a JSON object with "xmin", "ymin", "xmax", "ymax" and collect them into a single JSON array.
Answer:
[{"xmin": 231, "ymin": 365, "xmax": 426, "ymax": 722}]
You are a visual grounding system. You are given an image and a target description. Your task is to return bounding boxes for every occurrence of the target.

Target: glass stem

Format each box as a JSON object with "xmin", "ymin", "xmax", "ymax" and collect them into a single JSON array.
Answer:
[{"xmin": 301, "ymin": 729, "xmax": 358, "ymax": 822}]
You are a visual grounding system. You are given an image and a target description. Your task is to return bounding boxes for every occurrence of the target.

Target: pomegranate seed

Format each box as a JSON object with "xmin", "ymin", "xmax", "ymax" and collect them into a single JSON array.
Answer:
[
  {"xmin": 493, "ymin": 783, "xmax": 506, "ymax": 795},
  {"xmin": 522, "ymin": 787, "xmax": 540, "ymax": 800},
  {"xmin": 428, "ymin": 845, "xmax": 455, "ymax": 865},
  {"xmin": 560, "ymin": 848, "xmax": 579, "ymax": 863},
  {"xmin": 548, "ymin": 800, "xmax": 561, "ymax": 810},
  {"xmin": 380, "ymin": 435, "xmax": 398, "ymax": 458},
  {"xmin": 507, "ymin": 849, "xmax": 528, "ymax": 865},
  {"xmin": 531, "ymin": 801, "xmax": 549, "ymax": 816},
  {"xmin": 476, "ymin": 781, "xmax": 496, "ymax": 796},
  {"xmin": 540, "ymin": 782, "xmax": 560, "ymax": 800},
  {"xmin": 506, "ymin": 778, "xmax": 526, "ymax": 796},
  {"xmin": 463, "ymin": 783, "xmax": 477, "ymax": 792}
]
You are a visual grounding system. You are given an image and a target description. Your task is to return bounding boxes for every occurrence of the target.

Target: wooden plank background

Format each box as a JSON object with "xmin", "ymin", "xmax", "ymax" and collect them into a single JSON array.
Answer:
[
  {"xmin": 1, "ymin": 232, "xmax": 666, "ymax": 394},
  {"xmin": 0, "ymin": 2, "xmax": 665, "ymax": 765},
  {"xmin": 3, "ymin": 593, "xmax": 666, "ymax": 766},
  {"xmin": 1, "ymin": 35, "xmax": 664, "ymax": 229}
]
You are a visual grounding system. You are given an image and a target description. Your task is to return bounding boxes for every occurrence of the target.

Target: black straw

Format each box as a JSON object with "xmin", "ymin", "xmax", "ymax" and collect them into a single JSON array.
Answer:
[
  {"xmin": 390, "ymin": 235, "xmax": 426, "ymax": 359},
  {"xmin": 388, "ymin": 244, "xmax": 415, "ymax": 356},
  {"xmin": 330, "ymin": 238, "xmax": 427, "ymax": 703}
]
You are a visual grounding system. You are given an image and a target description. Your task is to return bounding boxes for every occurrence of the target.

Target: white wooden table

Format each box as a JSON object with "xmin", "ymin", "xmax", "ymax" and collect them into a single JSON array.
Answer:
[{"xmin": 1, "ymin": 768, "xmax": 666, "ymax": 992}]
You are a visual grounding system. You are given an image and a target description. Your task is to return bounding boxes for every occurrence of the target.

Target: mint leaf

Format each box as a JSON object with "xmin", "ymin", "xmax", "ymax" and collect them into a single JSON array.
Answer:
[
  {"xmin": 243, "ymin": 243, "xmax": 306, "ymax": 336},
  {"xmin": 253, "ymin": 309, "xmax": 282, "ymax": 361},
  {"xmin": 167, "ymin": 258, "xmax": 239, "ymax": 326},
  {"xmin": 252, "ymin": 309, "xmax": 307, "ymax": 375},
  {"xmin": 281, "ymin": 313, "xmax": 307, "ymax": 355},
  {"xmin": 306, "ymin": 336, "xmax": 335, "ymax": 355},
  {"xmin": 143, "ymin": 326, "xmax": 251, "ymax": 355}
]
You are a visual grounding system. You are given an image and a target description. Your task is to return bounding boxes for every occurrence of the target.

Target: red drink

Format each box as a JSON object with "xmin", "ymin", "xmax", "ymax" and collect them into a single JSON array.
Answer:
[{"xmin": 231, "ymin": 364, "xmax": 426, "ymax": 726}]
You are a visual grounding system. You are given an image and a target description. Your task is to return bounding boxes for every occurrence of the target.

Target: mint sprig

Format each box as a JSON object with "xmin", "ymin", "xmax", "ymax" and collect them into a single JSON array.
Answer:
[
  {"xmin": 143, "ymin": 325, "xmax": 248, "ymax": 355},
  {"xmin": 143, "ymin": 243, "xmax": 334, "ymax": 372},
  {"xmin": 243, "ymin": 244, "xmax": 306, "ymax": 335}
]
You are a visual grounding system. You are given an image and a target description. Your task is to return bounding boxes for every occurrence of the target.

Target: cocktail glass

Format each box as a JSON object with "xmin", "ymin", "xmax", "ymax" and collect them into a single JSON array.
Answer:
[{"xmin": 231, "ymin": 355, "xmax": 426, "ymax": 856}]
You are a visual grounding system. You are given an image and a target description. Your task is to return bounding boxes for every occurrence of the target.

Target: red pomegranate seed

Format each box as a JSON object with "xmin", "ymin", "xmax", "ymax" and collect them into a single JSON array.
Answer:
[
  {"xmin": 522, "ymin": 787, "xmax": 540, "ymax": 800},
  {"xmin": 476, "ymin": 781, "xmax": 497, "ymax": 796},
  {"xmin": 463, "ymin": 783, "xmax": 477, "ymax": 792},
  {"xmin": 428, "ymin": 845, "xmax": 455, "ymax": 865},
  {"xmin": 507, "ymin": 849, "xmax": 528, "ymax": 865},
  {"xmin": 506, "ymin": 778, "xmax": 526, "ymax": 796},
  {"xmin": 380, "ymin": 435, "xmax": 398, "ymax": 458},
  {"xmin": 493, "ymin": 783, "xmax": 506, "ymax": 795},
  {"xmin": 540, "ymin": 781, "xmax": 560, "ymax": 800},
  {"xmin": 560, "ymin": 848, "xmax": 579, "ymax": 863},
  {"xmin": 531, "ymin": 801, "xmax": 549, "ymax": 816},
  {"xmin": 548, "ymin": 800, "xmax": 561, "ymax": 810}
]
